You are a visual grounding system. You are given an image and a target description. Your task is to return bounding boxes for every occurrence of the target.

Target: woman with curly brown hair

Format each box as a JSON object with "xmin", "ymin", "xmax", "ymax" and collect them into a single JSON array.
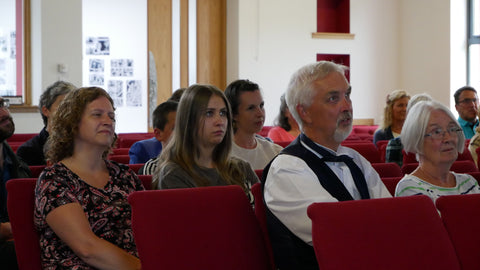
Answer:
[
  {"xmin": 153, "ymin": 84, "xmax": 258, "ymax": 204},
  {"xmin": 34, "ymin": 87, "xmax": 143, "ymax": 269},
  {"xmin": 373, "ymin": 89, "xmax": 410, "ymax": 145}
]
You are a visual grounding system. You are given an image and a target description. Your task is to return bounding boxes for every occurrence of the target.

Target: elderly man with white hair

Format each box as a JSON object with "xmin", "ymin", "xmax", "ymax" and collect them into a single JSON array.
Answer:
[{"xmin": 262, "ymin": 61, "xmax": 391, "ymax": 269}]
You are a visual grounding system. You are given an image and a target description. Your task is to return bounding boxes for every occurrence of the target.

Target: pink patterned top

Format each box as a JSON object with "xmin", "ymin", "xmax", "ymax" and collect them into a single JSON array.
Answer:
[{"xmin": 34, "ymin": 160, "xmax": 144, "ymax": 269}]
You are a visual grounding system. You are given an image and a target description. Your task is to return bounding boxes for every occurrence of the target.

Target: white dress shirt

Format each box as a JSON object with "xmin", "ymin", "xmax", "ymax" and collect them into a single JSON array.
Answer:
[{"xmin": 264, "ymin": 140, "xmax": 391, "ymax": 244}]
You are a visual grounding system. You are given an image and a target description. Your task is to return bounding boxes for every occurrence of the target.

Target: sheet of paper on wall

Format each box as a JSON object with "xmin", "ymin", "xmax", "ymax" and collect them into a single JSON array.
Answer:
[
  {"xmin": 126, "ymin": 80, "xmax": 142, "ymax": 107},
  {"xmin": 85, "ymin": 37, "xmax": 110, "ymax": 55}
]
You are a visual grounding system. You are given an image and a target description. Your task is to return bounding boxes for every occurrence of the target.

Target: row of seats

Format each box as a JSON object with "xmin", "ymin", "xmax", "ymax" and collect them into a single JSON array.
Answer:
[
  {"xmin": 8, "ymin": 176, "xmax": 480, "ymax": 269},
  {"xmin": 6, "ymin": 125, "xmax": 379, "ymax": 151}
]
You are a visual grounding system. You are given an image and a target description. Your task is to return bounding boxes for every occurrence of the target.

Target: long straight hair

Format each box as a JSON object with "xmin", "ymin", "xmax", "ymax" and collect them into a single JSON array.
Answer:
[{"xmin": 156, "ymin": 84, "xmax": 246, "ymax": 188}]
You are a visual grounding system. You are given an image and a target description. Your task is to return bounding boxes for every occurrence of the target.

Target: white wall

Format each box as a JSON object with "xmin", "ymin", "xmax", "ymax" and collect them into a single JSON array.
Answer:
[
  {"xmin": 227, "ymin": 0, "xmax": 463, "ymax": 126},
  {"xmin": 399, "ymin": 0, "xmax": 451, "ymax": 105},
  {"xmin": 82, "ymin": 0, "xmax": 148, "ymax": 133},
  {"xmin": 12, "ymin": 0, "xmax": 147, "ymax": 134},
  {"xmin": 11, "ymin": 0, "xmax": 468, "ymax": 133},
  {"xmin": 12, "ymin": 0, "xmax": 83, "ymax": 134},
  {"xmin": 228, "ymin": 0, "xmax": 401, "ymax": 125},
  {"xmin": 0, "ymin": 0, "xmax": 17, "ymax": 95}
]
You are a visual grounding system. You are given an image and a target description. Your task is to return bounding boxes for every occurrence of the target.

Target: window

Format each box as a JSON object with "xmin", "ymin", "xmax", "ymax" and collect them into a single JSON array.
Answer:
[{"xmin": 468, "ymin": 0, "xmax": 480, "ymax": 89}]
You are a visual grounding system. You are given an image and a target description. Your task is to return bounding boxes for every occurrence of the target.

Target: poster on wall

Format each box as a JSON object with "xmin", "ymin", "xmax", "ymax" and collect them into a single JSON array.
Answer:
[
  {"xmin": 85, "ymin": 37, "xmax": 110, "ymax": 55},
  {"xmin": 111, "ymin": 59, "xmax": 133, "ymax": 77},
  {"xmin": 107, "ymin": 80, "xmax": 123, "ymax": 107},
  {"xmin": 89, "ymin": 74, "xmax": 104, "ymax": 86},
  {"xmin": 88, "ymin": 59, "xmax": 105, "ymax": 86},
  {"xmin": 126, "ymin": 80, "xmax": 141, "ymax": 107},
  {"xmin": 9, "ymin": 31, "xmax": 15, "ymax": 59}
]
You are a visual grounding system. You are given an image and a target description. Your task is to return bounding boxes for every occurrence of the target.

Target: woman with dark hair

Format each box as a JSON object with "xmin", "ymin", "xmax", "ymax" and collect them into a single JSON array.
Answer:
[
  {"xmin": 154, "ymin": 84, "xmax": 258, "ymax": 203},
  {"xmin": 34, "ymin": 87, "xmax": 143, "ymax": 269},
  {"xmin": 224, "ymin": 79, "xmax": 283, "ymax": 170},
  {"xmin": 267, "ymin": 94, "xmax": 300, "ymax": 142}
]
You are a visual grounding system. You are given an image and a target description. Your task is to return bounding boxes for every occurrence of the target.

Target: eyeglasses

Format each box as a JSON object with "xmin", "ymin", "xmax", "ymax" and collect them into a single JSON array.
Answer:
[
  {"xmin": 0, "ymin": 99, "xmax": 10, "ymax": 109},
  {"xmin": 424, "ymin": 126, "xmax": 462, "ymax": 140},
  {"xmin": 458, "ymin": 98, "xmax": 478, "ymax": 105}
]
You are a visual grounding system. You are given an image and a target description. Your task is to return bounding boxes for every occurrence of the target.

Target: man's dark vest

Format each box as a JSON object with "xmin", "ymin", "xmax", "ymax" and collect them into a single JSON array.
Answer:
[{"xmin": 261, "ymin": 134, "xmax": 370, "ymax": 269}]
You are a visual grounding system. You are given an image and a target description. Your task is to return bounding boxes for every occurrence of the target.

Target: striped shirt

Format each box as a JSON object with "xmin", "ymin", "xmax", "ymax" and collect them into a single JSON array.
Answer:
[{"xmin": 395, "ymin": 172, "xmax": 480, "ymax": 202}]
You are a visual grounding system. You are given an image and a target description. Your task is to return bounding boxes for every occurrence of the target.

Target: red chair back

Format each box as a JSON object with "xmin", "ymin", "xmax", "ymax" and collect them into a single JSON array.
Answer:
[
  {"xmin": 436, "ymin": 194, "xmax": 480, "ymax": 270},
  {"xmin": 307, "ymin": 196, "xmax": 460, "ymax": 270},
  {"xmin": 381, "ymin": 176, "xmax": 403, "ymax": 196},
  {"xmin": 251, "ymin": 183, "xmax": 276, "ymax": 270},
  {"xmin": 255, "ymin": 169, "xmax": 263, "ymax": 180},
  {"xmin": 128, "ymin": 186, "xmax": 272, "ymax": 270},
  {"xmin": 450, "ymin": 160, "xmax": 477, "ymax": 173},
  {"xmin": 108, "ymin": 154, "xmax": 130, "ymax": 164},
  {"xmin": 137, "ymin": 175, "xmax": 153, "ymax": 190},
  {"xmin": 28, "ymin": 165, "xmax": 46, "ymax": 178},
  {"xmin": 371, "ymin": 162, "xmax": 402, "ymax": 178},
  {"xmin": 342, "ymin": 142, "xmax": 381, "ymax": 163},
  {"xmin": 128, "ymin": 163, "xmax": 144, "ymax": 174},
  {"xmin": 402, "ymin": 150, "xmax": 417, "ymax": 164},
  {"xmin": 6, "ymin": 178, "xmax": 42, "ymax": 270},
  {"xmin": 401, "ymin": 163, "xmax": 418, "ymax": 175}
]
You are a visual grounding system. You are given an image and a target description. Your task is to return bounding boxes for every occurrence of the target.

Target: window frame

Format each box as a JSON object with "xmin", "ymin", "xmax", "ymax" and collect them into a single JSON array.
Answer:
[{"xmin": 467, "ymin": 0, "xmax": 480, "ymax": 85}]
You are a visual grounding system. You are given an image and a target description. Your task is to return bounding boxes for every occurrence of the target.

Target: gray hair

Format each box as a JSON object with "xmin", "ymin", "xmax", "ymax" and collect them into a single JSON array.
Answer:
[
  {"xmin": 40, "ymin": 81, "xmax": 76, "ymax": 126},
  {"xmin": 406, "ymin": 93, "xmax": 433, "ymax": 113},
  {"xmin": 401, "ymin": 100, "xmax": 465, "ymax": 157},
  {"xmin": 285, "ymin": 61, "xmax": 349, "ymax": 130}
]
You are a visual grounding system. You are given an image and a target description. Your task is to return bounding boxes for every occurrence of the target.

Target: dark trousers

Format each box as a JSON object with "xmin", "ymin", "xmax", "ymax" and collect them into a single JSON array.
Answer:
[{"xmin": 0, "ymin": 240, "xmax": 18, "ymax": 270}]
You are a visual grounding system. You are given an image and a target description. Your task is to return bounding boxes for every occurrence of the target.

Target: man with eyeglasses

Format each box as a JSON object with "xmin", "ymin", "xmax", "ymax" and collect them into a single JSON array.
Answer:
[
  {"xmin": 454, "ymin": 86, "xmax": 479, "ymax": 139},
  {"xmin": 0, "ymin": 97, "xmax": 32, "ymax": 269}
]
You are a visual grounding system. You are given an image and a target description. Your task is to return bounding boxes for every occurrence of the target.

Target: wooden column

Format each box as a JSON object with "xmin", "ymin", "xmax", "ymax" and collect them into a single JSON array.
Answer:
[
  {"xmin": 180, "ymin": 0, "xmax": 189, "ymax": 87},
  {"xmin": 196, "ymin": 0, "xmax": 226, "ymax": 89},
  {"xmin": 148, "ymin": 0, "xmax": 172, "ymax": 104}
]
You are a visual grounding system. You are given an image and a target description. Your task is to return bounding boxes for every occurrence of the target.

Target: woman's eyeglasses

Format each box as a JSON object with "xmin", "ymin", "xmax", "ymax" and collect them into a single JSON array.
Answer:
[{"xmin": 424, "ymin": 127, "xmax": 462, "ymax": 140}]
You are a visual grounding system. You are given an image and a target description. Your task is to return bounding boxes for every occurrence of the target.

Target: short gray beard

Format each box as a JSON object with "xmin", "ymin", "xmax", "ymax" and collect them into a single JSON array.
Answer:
[{"xmin": 333, "ymin": 112, "xmax": 353, "ymax": 143}]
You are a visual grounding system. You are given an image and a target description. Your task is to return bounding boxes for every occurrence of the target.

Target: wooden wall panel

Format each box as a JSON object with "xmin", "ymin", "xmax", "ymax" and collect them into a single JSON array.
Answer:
[
  {"xmin": 180, "ymin": 0, "xmax": 189, "ymax": 87},
  {"xmin": 196, "ymin": 0, "xmax": 226, "ymax": 89},
  {"xmin": 148, "ymin": 0, "xmax": 172, "ymax": 104}
]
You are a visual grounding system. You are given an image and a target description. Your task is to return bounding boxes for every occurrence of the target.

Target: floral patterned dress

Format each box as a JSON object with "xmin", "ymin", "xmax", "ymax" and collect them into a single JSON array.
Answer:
[{"xmin": 34, "ymin": 160, "xmax": 144, "ymax": 269}]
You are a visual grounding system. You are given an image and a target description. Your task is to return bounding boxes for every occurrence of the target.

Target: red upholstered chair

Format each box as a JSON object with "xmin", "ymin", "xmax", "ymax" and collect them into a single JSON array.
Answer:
[
  {"xmin": 6, "ymin": 178, "xmax": 42, "ymax": 270},
  {"xmin": 108, "ymin": 154, "xmax": 130, "ymax": 164},
  {"xmin": 401, "ymin": 162, "xmax": 418, "ymax": 175},
  {"xmin": 29, "ymin": 165, "xmax": 46, "ymax": 178},
  {"xmin": 381, "ymin": 176, "xmax": 403, "ymax": 196},
  {"xmin": 450, "ymin": 160, "xmax": 477, "ymax": 173},
  {"xmin": 402, "ymin": 160, "xmax": 477, "ymax": 175},
  {"xmin": 255, "ymin": 169, "xmax": 264, "ymax": 181},
  {"xmin": 128, "ymin": 186, "xmax": 272, "ymax": 270},
  {"xmin": 111, "ymin": 147, "xmax": 130, "ymax": 155},
  {"xmin": 436, "ymin": 194, "xmax": 480, "ymax": 270},
  {"xmin": 341, "ymin": 142, "xmax": 381, "ymax": 163},
  {"xmin": 402, "ymin": 150, "xmax": 417, "ymax": 164},
  {"xmin": 457, "ymin": 147, "xmax": 474, "ymax": 162},
  {"xmin": 371, "ymin": 162, "xmax": 402, "ymax": 178},
  {"xmin": 307, "ymin": 196, "xmax": 460, "ymax": 270},
  {"xmin": 251, "ymin": 183, "xmax": 276, "ymax": 270},
  {"xmin": 137, "ymin": 175, "xmax": 153, "ymax": 190},
  {"xmin": 376, "ymin": 140, "xmax": 389, "ymax": 162},
  {"xmin": 468, "ymin": 171, "xmax": 480, "ymax": 182},
  {"xmin": 127, "ymin": 163, "xmax": 144, "ymax": 174}
]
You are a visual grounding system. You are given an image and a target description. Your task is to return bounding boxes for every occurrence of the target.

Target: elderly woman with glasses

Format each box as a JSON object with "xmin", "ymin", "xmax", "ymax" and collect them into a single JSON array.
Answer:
[{"xmin": 395, "ymin": 100, "xmax": 480, "ymax": 202}]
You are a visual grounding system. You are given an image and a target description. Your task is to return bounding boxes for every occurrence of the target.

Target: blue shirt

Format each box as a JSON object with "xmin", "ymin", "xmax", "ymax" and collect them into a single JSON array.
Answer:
[
  {"xmin": 458, "ymin": 117, "xmax": 479, "ymax": 139},
  {"xmin": 128, "ymin": 137, "xmax": 163, "ymax": 164}
]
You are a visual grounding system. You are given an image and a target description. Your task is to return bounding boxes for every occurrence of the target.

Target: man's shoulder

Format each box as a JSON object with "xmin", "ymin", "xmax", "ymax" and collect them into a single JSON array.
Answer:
[{"xmin": 130, "ymin": 137, "xmax": 160, "ymax": 149}]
